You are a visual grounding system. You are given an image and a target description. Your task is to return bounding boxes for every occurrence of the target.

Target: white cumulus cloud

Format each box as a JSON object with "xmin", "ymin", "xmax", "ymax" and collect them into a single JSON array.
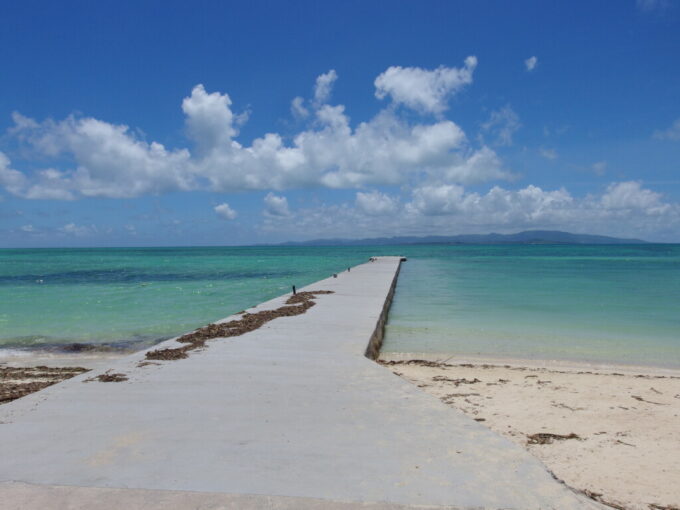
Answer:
[
  {"xmin": 539, "ymin": 148, "xmax": 558, "ymax": 160},
  {"xmin": 290, "ymin": 96, "xmax": 309, "ymax": 118},
  {"xmin": 0, "ymin": 151, "xmax": 74, "ymax": 200},
  {"xmin": 9, "ymin": 112, "xmax": 193, "ymax": 198},
  {"xmin": 653, "ymin": 118, "xmax": 680, "ymax": 141},
  {"xmin": 258, "ymin": 180, "xmax": 680, "ymax": 242},
  {"xmin": 0, "ymin": 151, "xmax": 28, "ymax": 195},
  {"xmin": 2, "ymin": 69, "xmax": 509, "ymax": 201},
  {"xmin": 480, "ymin": 106, "xmax": 521, "ymax": 146},
  {"xmin": 374, "ymin": 57, "xmax": 477, "ymax": 115},
  {"xmin": 182, "ymin": 84, "xmax": 242, "ymax": 154},
  {"xmin": 599, "ymin": 181, "xmax": 669, "ymax": 214},
  {"xmin": 355, "ymin": 190, "xmax": 398, "ymax": 216},
  {"xmin": 264, "ymin": 192, "xmax": 291, "ymax": 217},
  {"xmin": 59, "ymin": 223, "xmax": 94, "ymax": 236},
  {"xmin": 525, "ymin": 56, "xmax": 538, "ymax": 71},
  {"xmin": 313, "ymin": 70, "xmax": 338, "ymax": 105},
  {"xmin": 408, "ymin": 184, "xmax": 466, "ymax": 216},
  {"xmin": 443, "ymin": 146, "xmax": 508, "ymax": 184},
  {"xmin": 214, "ymin": 202, "xmax": 237, "ymax": 220},
  {"xmin": 403, "ymin": 181, "xmax": 677, "ymax": 236}
]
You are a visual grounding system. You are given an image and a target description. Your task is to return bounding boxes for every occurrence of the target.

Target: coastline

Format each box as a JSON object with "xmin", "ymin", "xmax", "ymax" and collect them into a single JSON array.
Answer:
[
  {"xmin": 2, "ymin": 244, "xmax": 678, "ymax": 508},
  {"xmin": 1, "ymin": 256, "xmax": 598, "ymax": 508},
  {"xmin": 378, "ymin": 353, "xmax": 680, "ymax": 510},
  {"xmin": 379, "ymin": 351, "xmax": 680, "ymax": 377}
]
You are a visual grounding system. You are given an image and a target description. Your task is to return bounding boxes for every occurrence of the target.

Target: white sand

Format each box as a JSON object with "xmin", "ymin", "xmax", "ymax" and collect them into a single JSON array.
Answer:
[{"xmin": 379, "ymin": 354, "xmax": 680, "ymax": 510}]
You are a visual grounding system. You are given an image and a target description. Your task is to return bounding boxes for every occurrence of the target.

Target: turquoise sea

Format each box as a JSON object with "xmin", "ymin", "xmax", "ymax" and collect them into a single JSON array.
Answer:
[
  {"xmin": 383, "ymin": 244, "xmax": 680, "ymax": 368},
  {"xmin": 1, "ymin": 245, "xmax": 679, "ymax": 368},
  {"xmin": 0, "ymin": 247, "xmax": 372, "ymax": 352}
]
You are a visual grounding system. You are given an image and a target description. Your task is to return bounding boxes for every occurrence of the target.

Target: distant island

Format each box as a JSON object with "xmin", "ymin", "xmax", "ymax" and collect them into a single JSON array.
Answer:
[{"xmin": 278, "ymin": 230, "xmax": 648, "ymax": 246}]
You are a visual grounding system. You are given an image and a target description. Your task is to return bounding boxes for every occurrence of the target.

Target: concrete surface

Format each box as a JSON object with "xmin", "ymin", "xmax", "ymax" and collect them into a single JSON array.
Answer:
[
  {"xmin": 0, "ymin": 257, "xmax": 600, "ymax": 509},
  {"xmin": 0, "ymin": 481, "xmax": 500, "ymax": 510}
]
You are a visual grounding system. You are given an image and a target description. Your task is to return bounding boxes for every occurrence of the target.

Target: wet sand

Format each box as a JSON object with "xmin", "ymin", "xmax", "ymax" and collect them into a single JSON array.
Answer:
[{"xmin": 379, "ymin": 353, "xmax": 680, "ymax": 510}]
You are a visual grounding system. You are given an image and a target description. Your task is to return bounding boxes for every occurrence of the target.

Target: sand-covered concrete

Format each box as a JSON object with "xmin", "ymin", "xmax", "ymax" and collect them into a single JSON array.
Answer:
[{"xmin": 379, "ymin": 354, "xmax": 680, "ymax": 510}]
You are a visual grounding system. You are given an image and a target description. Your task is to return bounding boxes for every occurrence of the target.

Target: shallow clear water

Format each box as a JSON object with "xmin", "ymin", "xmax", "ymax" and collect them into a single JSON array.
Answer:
[
  {"xmin": 383, "ymin": 245, "xmax": 680, "ymax": 368},
  {"xmin": 0, "ymin": 246, "xmax": 373, "ymax": 351},
  {"xmin": 1, "ymin": 244, "xmax": 679, "ymax": 367}
]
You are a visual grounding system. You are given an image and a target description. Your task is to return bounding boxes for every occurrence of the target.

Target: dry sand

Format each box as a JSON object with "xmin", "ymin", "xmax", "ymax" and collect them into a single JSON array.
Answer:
[{"xmin": 379, "ymin": 354, "xmax": 680, "ymax": 510}]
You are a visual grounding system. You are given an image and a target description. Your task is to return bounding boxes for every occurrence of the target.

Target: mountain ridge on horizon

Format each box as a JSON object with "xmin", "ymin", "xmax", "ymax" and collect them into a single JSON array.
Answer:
[{"xmin": 275, "ymin": 230, "xmax": 649, "ymax": 246}]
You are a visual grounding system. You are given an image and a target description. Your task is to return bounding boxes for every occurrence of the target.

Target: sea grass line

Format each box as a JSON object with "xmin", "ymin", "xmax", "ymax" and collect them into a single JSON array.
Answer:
[{"xmin": 144, "ymin": 291, "xmax": 334, "ymax": 361}]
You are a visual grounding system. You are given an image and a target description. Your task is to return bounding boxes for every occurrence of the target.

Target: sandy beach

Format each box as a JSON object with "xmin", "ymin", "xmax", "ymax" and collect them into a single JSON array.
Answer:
[
  {"xmin": 379, "ymin": 353, "xmax": 680, "ymax": 510},
  {"xmin": 3, "ymin": 347, "xmax": 679, "ymax": 509}
]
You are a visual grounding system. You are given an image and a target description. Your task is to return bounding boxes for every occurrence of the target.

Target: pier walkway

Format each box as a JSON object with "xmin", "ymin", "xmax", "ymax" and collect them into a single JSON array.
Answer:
[{"xmin": 0, "ymin": 257, "xmax": 600, "ymax": 509}]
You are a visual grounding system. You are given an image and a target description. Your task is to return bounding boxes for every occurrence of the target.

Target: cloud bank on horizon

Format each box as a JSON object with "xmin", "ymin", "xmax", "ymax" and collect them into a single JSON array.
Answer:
[{"xmin": 1, "ymin": 58, "xmax": 679, "ymax": 244}]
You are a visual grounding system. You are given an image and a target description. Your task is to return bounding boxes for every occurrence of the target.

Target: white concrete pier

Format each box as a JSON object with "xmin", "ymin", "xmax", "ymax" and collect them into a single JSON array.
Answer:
[{"xmin": 0, "ymin": 257, "xmax": 600, "ymax": 509}]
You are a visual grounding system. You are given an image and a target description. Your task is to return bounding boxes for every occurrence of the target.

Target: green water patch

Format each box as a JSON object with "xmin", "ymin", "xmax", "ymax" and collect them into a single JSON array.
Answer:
[
  {"xmin": 0, "ymin": 246, "xmax": 372, "ymax": 349},
  {"xmin": 383, "ymin": 245, "xmax": 680, "ymax": 368}
]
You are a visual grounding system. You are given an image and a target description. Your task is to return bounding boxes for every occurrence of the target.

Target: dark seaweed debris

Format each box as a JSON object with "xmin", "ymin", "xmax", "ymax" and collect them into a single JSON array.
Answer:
[
  {"xmin": 583, "ymin": 490, "xmax": 627, "ymax": 510},
  {"xmin": 145, "ymin": 290, "xmax": 334, "ymax": 361},
  {"xmin": 0, "ymin": 381, "xmax": 54, "ymax": 404},
  {"xmin": 432, "ymin": 375, "xmax": 481, "ymax": 386},
  {"xmin": 526, "ymin": 432, "xmax": 582, "ymax": 445},
  {"xmin": 84, "ymin": 370, "xmax": 129, "ymax": 383},
  {"xmin": 379, "ymin": 359, "xmax": 453, "ymax": 368},
  {"xmin": 0, "ymin": 366, "xmax": 89, "ymax": 404},
  {"xmin": 631, "ymin": 395, "xmax": 668, "ymax": 405}
]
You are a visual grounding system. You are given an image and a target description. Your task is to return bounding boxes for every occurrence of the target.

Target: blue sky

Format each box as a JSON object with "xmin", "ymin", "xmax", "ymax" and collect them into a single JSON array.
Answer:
[{"xmin": 1, "ymin": 0, "xmax": 679, "ymax": 246}]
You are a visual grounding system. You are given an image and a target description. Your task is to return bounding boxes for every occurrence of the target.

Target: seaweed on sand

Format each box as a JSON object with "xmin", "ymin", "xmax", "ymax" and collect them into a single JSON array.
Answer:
[
  {"xmin": 526, "ymin": 432, "xmax": 582, "ymax": 445},
  {"xmin": 84, "ymin": 370, "xmax": 128, "ymax": 383}
]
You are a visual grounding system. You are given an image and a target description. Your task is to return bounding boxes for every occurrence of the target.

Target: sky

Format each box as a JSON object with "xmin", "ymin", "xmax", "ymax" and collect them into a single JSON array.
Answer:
[{"xmin": 1, "ymin": 0, "xmax": 679, "ymax": 247}]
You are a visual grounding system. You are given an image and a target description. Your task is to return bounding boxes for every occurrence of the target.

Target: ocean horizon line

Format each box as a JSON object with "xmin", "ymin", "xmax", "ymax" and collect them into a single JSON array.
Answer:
[{"xmin": 4, "ymin": 229, "xmax": 679, "ymax": 250}]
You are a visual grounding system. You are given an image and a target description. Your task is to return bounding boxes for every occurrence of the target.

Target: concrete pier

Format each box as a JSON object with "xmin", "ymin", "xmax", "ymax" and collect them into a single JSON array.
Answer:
[{"xmin": 0, "ymin": 257, "xmax": 599, "ymax": 509}]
